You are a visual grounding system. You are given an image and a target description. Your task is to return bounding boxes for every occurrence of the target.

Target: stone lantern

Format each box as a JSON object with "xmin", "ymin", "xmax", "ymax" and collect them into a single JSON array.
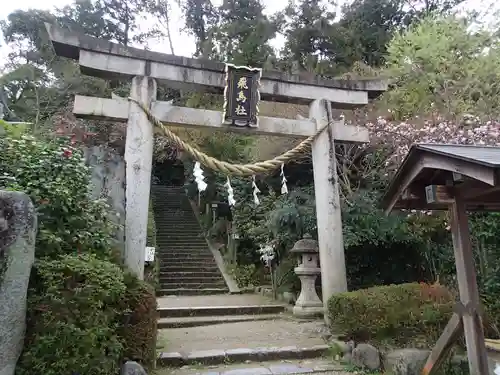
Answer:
[{"xmin": 291, "ymin": 234, "xmax": 323, "ymax": 318}]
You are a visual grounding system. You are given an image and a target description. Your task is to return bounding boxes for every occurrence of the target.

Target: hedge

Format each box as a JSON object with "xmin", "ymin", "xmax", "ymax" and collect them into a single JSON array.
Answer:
[
  {"xmin": 17, "ymin": 254, "xmax": 158, "ymax": 375},
  {"xmin": 17, "ymin": 254, "xmax": 126, "ymax": 375},
  {"xmin": 118, "ymin": 272, "xmax": 158, "ymax": 371},
  {"xmin": 327, "ymin": 282, "xmax": 454, "ymax": 343}
]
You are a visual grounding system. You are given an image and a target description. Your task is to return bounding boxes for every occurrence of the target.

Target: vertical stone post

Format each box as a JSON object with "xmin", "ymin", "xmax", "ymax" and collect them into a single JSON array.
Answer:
[
  {"xmin": 310, "ymin": 99, "xmax": 348, "ymax": 320},
  {"xmin": 0, "ymin": 191, "xmax": 36, "ymax": 375},
  {"xmin": 124, "ymin": 76, "xmax": 157, "ymax": 279}
]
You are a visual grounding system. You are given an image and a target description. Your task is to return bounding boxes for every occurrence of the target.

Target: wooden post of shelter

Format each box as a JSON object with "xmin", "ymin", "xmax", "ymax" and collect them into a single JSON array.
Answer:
[
  {"xmin": 43, "ymin": 23, "xmax": 387, "ymax": 316},
  {"xmin": 381, "ymin": 143, "xmax": 500, "ymax": 375}
]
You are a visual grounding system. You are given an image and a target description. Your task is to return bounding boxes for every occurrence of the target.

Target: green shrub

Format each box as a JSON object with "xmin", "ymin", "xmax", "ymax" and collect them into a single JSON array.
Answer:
[
  {"xmin": 118, "ymin": 273, "xmax": 158, "ymax": 370},
  {"xmin": 17, "ymin": 253, "xmax": 127, "ymax": 375},
  {"xmin": 0, "ymin": 135, "xmax": 118, "ymax": 260},
  {"xmin": 328, "ymin": 283, "xmax": 454, "ymax": 344},
  {"xmin": 228, "ymin": 263, "xmax": 260, "ymax": 288}
]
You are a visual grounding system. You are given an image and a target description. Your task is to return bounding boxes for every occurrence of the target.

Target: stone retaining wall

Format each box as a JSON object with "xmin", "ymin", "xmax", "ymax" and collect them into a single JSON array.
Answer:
[{"xmin": 84, "ymin": 145, "xmax": 126, "ymax": 255}]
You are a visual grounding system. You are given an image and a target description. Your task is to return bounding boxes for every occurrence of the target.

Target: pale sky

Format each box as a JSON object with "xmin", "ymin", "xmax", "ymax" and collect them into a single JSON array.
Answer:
[{"xmin": 0, "ymin": 0, "xmax": 498, "ymax": 67}]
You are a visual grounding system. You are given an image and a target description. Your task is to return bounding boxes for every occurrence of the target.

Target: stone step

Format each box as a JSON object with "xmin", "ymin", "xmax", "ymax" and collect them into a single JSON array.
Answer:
[
  {"xmin": 152, "ymin": 204, "xmax": 189, "ymax": 207},
  {"xmin": 156, "ymin": 234, "xmax": 204, "ymax": 237},
  {"xmin": 151, "ymin": 187, "xmax": 185, "ymax": 191},
  {"xmin": 157, "ymin": 251, "xmax": 211, "ymax": 255},
  {"xmin": 154, "ymin": 226, "xmax": 200, "ymax": 230},
  {"xmin": 156, "ymin": 243, "xmax": 208, "ymax": 247},
  {"xmin": 155, "ymin": 228, "xmax": 202, "ymax": 232},
  {"xmin": 158, "ymin": 250, "xmax": 212, "ymax": 255},
  {"xmin": 160, "ymin": 271, "xmax": 222, "ymax": 277},
  {"xmin": 160, "ymin": 273, "xmax": 224, "ymax": 285},
  {"xmin": 157, "ymin": 245, "xmax": 211, "ymax": 249},
  {"xmin": 156, "ymin": 233, "xmax": 204, "ymax": 237},
  {"xmin": 158, "ymin": 255, "xmax": 215, "ymax": 262},
  {"xmin": 159, "ymin": 263, "xmax": 218, "ymax": 270},
  {"xmin": 157, "ymin": 288, "xmax": 229, "ymax": 296},
  {"xmin": 157, "ymin": 345, "xmax": 330, "ymax": 367},
  {"xmin": 157, "ymin": 244, "xmax": 207, "ymax": 247},
  {"xmin": 157, "ymin": 313, "xmax": 286, "ymax": 329},
  {"xmin": 156, "ymin": 245, "xmax": 208, "ymax": 249},
  {"xmin": 154, "ymin": 213, "xmax": 196, "ymax": 216},
  {"xmin": 156, "ymin": 245, "xmax": 211, "ymax": 250},
  {"xmin": 156, "ymin": 245, "xmax": 209, "ymax": 249},
  {"xmin": 153, "ymin": 206, "xmax": 191, "ymax": 210},
  {"xmin": 159, "ymin": 267, "xmax": 219, "ymax": 274},
  {"xmin": 159, "ymin": 259, "xmax": 217, "ymax": 265},
  {"xmin": 160, "ymin": 275, "xmax": 224, "ymax": 283},
  {"xmin": 156, "ymin": 235, "xmax": 202, "ymax": 238},
  {"xmin": 158, "ymin": 253, "xmax": 212, "ymax": 257},
  {"xmin": 151, "ymin": 191, "xmax": 185, "ymax": 195},
  {"xmin": 154, "ymin": 224, "xmax": 201, "ymax": 228},
  {"xmin": 159, "ymin": 265, "xmax": 220, "ymax": 272},
  {"xmin": 158, "ymin": 304, "xmax": 286, "ymax": 318},
  {"xmin": 160, "ymin": 281, "xmax": 226, "ymax": 289},
  {"xmin": 156, "ymin": 238, "xmax": 206, "ymax": 242},
  {"xmin": 153, "ymin": 358, "xmax": 345, "ymax": 375},
  {"xmin": 156, "ymin": 234, "xmax": 205, "ymax": 238},
  {"xmin": 154, "ymin": 216, "xmax": 198, "ymax": 220},
  {"xmin": 155, "ymin": 222, "xmax": 198, "ymax": 225}
]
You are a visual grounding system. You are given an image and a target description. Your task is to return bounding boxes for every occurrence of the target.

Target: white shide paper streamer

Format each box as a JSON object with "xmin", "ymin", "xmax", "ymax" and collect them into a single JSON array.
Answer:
[
  {"xmin": 252, "ymin": 176, "xmax": 260, "ymax": 205},
  {"xmin": 224, "ymin": 177, "xmax": 236, "ymax": 206},
  {"xmin": 280, "ymin": 163, "xmax": 288, "ymax": 194},
  {"xmin": 193, "ymin": 162, "xmax": 207, "ymax": 192}
]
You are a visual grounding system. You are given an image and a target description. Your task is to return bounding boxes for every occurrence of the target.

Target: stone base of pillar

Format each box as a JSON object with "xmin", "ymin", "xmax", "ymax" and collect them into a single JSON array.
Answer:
[{"xmin": 293, "ymin": 303, "xmax": 324, "ymax": 319}]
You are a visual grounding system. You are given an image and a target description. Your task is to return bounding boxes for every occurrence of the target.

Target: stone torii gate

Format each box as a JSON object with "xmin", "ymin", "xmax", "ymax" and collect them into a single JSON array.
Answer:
[{"xmin": 45, "ymin": 23, "xmax": 387, "ymax": 311}]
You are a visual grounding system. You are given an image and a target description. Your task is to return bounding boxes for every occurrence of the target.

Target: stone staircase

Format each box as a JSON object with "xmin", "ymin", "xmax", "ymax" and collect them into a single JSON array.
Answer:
[
  {"xmin": 155, "ymin": 294, "xmax": 335, "ymax": 373},
  {"xmin": 151, "ymin": 185, "xmax": 229, "ymax": 296},
  {"xmin": 152, "ymin": 186, "xmax": 340, "ymax": 375}
]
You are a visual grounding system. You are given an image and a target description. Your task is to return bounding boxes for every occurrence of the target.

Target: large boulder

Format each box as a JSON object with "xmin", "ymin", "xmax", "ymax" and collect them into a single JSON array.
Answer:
[
  {"xmin": 352, "ymin": 343, "xmax": 381, "ymax": 370},
  {"xmin": 384, "ymin": 349, "xmax": 430, "ymax": 375},
  {"xmin": 0, "ymin": 191, "xmax": 36, "ymax": 375},
  {"xmin": 121, "ymin": 361, "xmax": 148, "ymax": 375},
  {"xmin": 383, "ymin": 349, "xmax": 496, "ymax": 375}
]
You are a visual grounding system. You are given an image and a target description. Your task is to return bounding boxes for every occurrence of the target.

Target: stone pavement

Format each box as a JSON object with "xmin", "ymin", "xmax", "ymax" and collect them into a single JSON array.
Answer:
[
  {"xmin": 156, "ymin": 293, "xmax": 336, "ymax": 370},
  {"xmin": 154, "ymin": 358, "xmax": 351, "ymax": 375},
  {"xmin": 158, "ymin": 319, "xmax": 327, "ymax": 352},
  {"xmin": 156, "ymin": 294, "xmax": 280, "ymax": 308}
]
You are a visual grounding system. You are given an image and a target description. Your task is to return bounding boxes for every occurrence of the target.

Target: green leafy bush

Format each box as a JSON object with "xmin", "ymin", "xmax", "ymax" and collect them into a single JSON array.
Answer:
[
  {"xmin": 118, "ymin": 273, "xmax": 158, "ymax": 370},
  {"xmin": 0, "ymin": 135, "xmax": 118, "ymax": 260},
  {"xmin": 0, "ymin": 134, "xmax": 158, "ymax": 373},
  {"xmin": 328, "ymin": 283, "xmax": 454, "ymax": 344},
  {"xmin": 227, "ymin": 263, "xmax": 260, "ymax": 288},
  {"xmin": 17, "ymin": 253, "xmax": 126, "ymax": 375}
]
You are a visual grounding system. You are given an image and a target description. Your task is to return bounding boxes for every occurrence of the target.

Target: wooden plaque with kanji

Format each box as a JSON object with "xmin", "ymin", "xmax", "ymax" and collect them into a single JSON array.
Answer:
[{"xmin": 222, "ymin": 63, "xmax": 261, "ymax": 128}]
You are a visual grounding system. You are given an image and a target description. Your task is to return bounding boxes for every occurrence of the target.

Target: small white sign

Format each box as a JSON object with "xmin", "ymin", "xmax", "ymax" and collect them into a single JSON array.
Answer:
[
  {"xmin": 145, "ymin": 247, "xmax": 155, "ymax": 262},
  {"xmin": 495, "ymin": 363, "xmax": 500, "ymax": 375}
]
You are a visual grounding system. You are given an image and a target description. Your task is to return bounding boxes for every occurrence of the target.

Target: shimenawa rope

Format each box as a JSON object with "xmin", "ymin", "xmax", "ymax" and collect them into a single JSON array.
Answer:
[{"xmin": 128, "ymin": 97, "xmax": 326, "ymax": 177}]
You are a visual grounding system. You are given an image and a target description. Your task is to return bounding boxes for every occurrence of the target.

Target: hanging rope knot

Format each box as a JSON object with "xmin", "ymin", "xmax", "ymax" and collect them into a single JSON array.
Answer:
[{"xmin": 128, "ymin": 97, "xmax": 329, "ymax": 176}]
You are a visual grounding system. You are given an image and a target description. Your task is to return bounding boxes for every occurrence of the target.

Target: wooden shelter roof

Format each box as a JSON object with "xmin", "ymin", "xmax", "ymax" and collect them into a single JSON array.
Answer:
[{"xmin": 381, "ymin": 144, "xmax": 500, "ymax": 213}]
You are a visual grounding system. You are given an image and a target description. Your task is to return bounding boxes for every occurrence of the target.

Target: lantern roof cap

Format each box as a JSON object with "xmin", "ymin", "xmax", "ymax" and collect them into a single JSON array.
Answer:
[{"xmin": 291, "ymin": 234, "xmax": 319, "ymax": 254}]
